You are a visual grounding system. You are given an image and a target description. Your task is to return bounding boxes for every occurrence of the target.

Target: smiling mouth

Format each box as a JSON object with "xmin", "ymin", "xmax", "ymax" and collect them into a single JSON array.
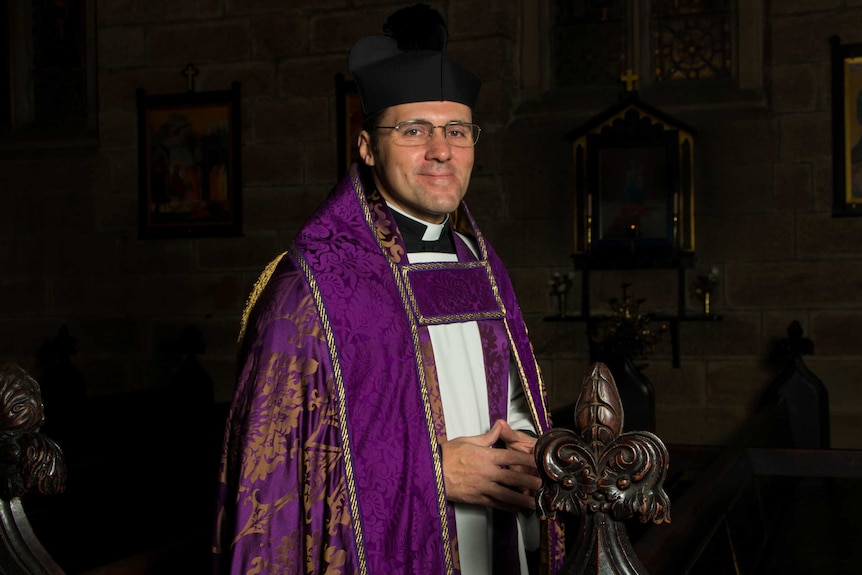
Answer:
[
  {"xmin": 419, "ymin": 174, "xmax": 457, "ymax": 187},
  {"xmin": 420, "ymin": 171, "xmax": 455, "ymax": 179}
]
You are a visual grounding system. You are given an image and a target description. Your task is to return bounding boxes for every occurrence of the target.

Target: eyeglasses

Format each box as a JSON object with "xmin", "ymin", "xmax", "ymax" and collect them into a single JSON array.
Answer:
[{"xmin": 373, "ymin": 120, "xmax": 482, "ymax": 147}]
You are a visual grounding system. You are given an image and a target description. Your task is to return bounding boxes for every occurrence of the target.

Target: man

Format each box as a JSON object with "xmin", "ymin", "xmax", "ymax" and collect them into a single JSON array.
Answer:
[{"xmin": 213, "ymin": 4, "xmax": 563, "ymax": 574}]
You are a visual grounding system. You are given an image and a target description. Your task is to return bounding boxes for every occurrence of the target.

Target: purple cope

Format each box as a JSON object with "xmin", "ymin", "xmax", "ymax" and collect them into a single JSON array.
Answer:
[{"xmin": 213, "ymin": 164, "xmax": 564, "ymax": 574}]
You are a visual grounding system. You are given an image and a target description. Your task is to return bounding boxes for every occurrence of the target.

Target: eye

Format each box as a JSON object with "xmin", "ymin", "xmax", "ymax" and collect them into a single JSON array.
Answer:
[
  {"xmin": 398, "ymin": 122, "xmax": 430, "ymax": 137},
  {"xmin": 446, "ymin": 125, "xmax": 468, "ymax": 139}
]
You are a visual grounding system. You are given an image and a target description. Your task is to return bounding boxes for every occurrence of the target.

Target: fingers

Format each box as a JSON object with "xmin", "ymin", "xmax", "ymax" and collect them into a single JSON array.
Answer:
[
  {"xmin": 491, "ymin": 445, "xmax": 535, "ymax": 469},
  {"xmin": 483, "ymin": 419, "xmax": 504, "ymax": 446},
  {"xmin": 509, "ymin": 463, "xmax": 540, "ymax": 480},
  {"xmin": 460, "ymin": 470, "xmax": 539, "ymax": 513},
  {"xmin": 441, "ymin": 422, "xmax": 546, "ymax": 513},
  {"xmin": 494, "ymin": 465, "xmax": 542, "ymax": 495},
  {"xmin": 447, "ymin": 420, "xmax": 503, "ymax": 448},
  {"xmin": 484, "ymin": 481, "xmax": 538, "ymax": 513},
  {"xmin": 441, "ymin": 435, "xmax": 542, "ymax": 512},
  {"xmin": 494, "ymin": 419, "xmax": 538, "ymax": 454}
]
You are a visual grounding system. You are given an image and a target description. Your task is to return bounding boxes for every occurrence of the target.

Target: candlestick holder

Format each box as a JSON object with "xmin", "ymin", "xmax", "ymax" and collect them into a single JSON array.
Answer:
[
  {"xmin": 549, "ymin": 271, "xmax": 575, "ymax": 318},
  {"xmin": 690, "ymin": 266, "xmax": 719, "ymax": 317}
]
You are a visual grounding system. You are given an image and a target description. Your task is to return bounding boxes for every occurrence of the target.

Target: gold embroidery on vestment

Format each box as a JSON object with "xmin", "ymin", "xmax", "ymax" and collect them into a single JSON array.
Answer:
[
  {"xmin": 239, "ymin": 251, "xmax": 288, "ymax": 343},
  {"xmin": 401, "ymin": 260, "xmax": 506, "ymax": 325}
]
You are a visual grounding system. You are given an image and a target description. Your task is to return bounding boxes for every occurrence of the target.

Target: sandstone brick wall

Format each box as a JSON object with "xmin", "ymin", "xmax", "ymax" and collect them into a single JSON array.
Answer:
[
  {"xmin": 519, "ymin": 0, "xmax": 862, "ymax": 449},
  {"xmin": 1, "ymin": 0, "xmax": 860, "ymax": 448}
]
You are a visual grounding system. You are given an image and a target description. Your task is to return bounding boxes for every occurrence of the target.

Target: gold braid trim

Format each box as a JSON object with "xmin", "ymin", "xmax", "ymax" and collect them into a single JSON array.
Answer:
[
  {"xmin": 358, "ymin": 170, "xmax": 455, "ymax": 573},
  {"xmin": 237, "ymin": 251, "xmax": 288, "ymax": 344},
  {"xmin": 290, "ymin": 243, "xmax": 369, "ymax": 575},
  {"xmin": 388, "ymin": 254, "xmax": 455, "ymax": 574},
  {"xmin": 471, "ymin": 208, "xmax": 549, "ymax": 431}
]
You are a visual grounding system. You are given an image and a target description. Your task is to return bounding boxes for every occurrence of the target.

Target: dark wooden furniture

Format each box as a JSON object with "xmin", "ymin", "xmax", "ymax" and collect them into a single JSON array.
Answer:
[
  {"xmin": 536, "ymin": 362, "xmax": 671, "ymax": 574},
  {"xmin": 542, "ymin": 322, "xmax": 862, "ymax": 574},
  {"xmin": 0, "ymin": 363, "xmax": 67, "ymax": 575}
]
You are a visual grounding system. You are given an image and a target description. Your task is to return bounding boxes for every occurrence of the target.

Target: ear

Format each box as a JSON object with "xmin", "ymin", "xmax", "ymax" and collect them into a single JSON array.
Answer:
[{"xmin": 357, "ymin": 130, "xmax": 376, "ymax": 167}]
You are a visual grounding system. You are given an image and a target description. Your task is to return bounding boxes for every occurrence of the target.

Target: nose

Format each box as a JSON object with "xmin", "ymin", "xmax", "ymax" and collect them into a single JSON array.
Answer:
[{"xmin": 425, "ymin": 126, "xmax": 452, "ymax": 161}]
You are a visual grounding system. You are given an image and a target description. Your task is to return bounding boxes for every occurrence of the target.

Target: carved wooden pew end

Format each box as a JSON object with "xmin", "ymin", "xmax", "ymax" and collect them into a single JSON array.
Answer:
[
  {"xmin": 0, "ymin": 363, "xmax": 68, "ymax": 575},
  {"xmin": 536, "ymin": 362, "xmax": 671, "ymax": 575}
]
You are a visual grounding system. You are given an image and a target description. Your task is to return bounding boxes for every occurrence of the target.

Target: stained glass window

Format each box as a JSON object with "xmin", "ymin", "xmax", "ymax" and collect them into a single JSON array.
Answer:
[
  {"xmin": 652, "ymin": 0, "xmax": 732, "ymax": 82},
  {"xmin": 552, "ymin": 0, "xmax": 734, "ymax": 88}
]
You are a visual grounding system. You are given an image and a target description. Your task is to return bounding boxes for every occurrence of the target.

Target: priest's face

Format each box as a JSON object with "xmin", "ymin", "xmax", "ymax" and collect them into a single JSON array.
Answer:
[{"xmin": 358, "ymin": 100, "xmax": 474, "ymax": 224}]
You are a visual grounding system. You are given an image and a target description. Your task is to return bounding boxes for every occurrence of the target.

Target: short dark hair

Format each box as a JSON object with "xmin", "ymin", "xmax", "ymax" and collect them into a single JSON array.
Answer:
[
  {"xmin": 362, "ymin": 110, "xmax": 384, "ymax": 152},
  {"xmin": 362, "ymin": 110, "xmax": 383, "ymax": 133}
]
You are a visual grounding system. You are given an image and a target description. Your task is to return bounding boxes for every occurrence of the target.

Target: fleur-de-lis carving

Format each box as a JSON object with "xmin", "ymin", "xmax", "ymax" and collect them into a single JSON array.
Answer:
[
  {"xmin": 0, "ymin": 364, "xmax": 66, "ymax": 500},
  {"xmin": 535, "ymin": 363, "xmax": 670, "ymax": 574}
]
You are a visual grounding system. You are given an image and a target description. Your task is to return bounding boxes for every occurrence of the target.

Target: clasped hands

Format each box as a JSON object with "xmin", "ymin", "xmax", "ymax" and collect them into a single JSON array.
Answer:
[{"xmin": 441, "ymin": 419, "xmax": 541, "ymax": 513}]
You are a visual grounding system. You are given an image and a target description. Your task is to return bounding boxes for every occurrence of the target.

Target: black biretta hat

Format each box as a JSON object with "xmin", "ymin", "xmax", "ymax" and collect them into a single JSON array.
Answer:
[{"xmin": 348, "ymin": 3, "xmax": 481, "ymax": 116}]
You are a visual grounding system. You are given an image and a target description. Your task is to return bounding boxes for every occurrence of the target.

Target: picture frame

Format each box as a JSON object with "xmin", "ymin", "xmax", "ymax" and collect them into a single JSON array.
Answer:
[
  {"xmin": 335, "ymin": 73, "xmax": 363, "ymax": 179},
  {"xmin": 137, "ymin": 82, "xmax": 242, "ymax": 239},
  {"xmin": 830, "ymin": 35, "xmax": 862, "ymax": 217},
  {"xmin": 569, "ymin": 95, "xmax": 696, "ymax": 269}
]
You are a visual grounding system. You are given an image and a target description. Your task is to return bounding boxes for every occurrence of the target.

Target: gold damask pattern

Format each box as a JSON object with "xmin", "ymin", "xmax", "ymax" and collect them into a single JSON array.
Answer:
[
  {"xmin": 221, "ymin": 284, "xmax": 354, "ymax": 574},
  {"xmin": 365, "ymin": 183, "xmax": 407, "ymax": 264},
  {"xmin": 420, "ymin": 335, "xmax": 447, "ymax": 444}
]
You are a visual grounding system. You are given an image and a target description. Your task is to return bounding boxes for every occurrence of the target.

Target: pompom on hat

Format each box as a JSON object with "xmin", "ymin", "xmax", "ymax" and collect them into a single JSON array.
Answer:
[{"xmin": 348, "ymin": 3, "xmax": 481, "ymax": 116}]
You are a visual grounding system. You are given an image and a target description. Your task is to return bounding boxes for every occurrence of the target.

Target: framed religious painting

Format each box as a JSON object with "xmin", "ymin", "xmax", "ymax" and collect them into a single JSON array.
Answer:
[
  {"xmin": 336, "ymin": 73, "xmax": 363, "ymax": 179},
  {"xmin": 137, "ymin": 82, "xmax": 242, "ymax": 239},
  {"xmin": 569, "ymin": 94, "xmax": 696, "ymax": 269},
  {"xmin": 830, "ymin": 36, "xmax": 862, "ymax": 217}
]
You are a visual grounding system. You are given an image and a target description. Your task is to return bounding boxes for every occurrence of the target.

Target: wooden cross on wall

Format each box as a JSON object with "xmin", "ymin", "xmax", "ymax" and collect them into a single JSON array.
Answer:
[{"xmin": 621, "ymin": 68, "xmax": 639, "ymax": 92}]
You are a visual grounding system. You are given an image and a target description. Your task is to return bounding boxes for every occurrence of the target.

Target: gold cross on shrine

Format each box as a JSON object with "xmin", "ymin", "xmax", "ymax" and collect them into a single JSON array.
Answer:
[
  {"xmin": 183, "ymin": 62, "xmax": 199, "ymax": 92},
  {"xmin": 621, "ymin": 68, "xmax": 639, "ymax": 92}
]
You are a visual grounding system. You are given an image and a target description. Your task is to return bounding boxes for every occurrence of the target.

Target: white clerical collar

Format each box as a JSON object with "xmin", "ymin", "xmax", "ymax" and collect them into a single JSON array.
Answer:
[{"xmin": 386, "ymin": 203, "xmax": 449, "ymax": 241}]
